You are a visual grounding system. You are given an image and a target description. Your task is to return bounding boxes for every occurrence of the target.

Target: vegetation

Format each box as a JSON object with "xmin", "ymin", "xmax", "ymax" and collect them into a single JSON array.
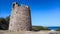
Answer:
[
  {"xmin": 0, "ymin": 16, "xmax": 10, "ymax": 30},
  {"xmin": 56, "ymin": 27, "xmax": 60, "ymax": 31},
  {"xmin": 32, "ymin": 26, "xmax": 50, "ymax": 31}
]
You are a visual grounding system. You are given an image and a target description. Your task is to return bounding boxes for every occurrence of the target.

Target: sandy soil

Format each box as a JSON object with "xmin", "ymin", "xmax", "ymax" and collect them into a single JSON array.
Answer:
[{"xmin": 0, "ymin": 30, "xmax": 60, "ymax": 34}]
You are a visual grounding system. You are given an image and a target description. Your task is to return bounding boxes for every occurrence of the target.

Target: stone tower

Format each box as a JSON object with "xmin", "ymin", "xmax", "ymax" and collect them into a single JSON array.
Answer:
[{"xmin": 9, "ymin": 2, "xmax": 32, "ymax": 31}]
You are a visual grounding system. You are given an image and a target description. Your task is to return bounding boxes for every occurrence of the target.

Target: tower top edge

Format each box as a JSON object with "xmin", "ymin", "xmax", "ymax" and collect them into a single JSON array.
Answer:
[
  {"xmin": 20, "ymin": 4, "xmax": 29, "ymax": 8},
  {"xmin": 12, "ymin": 2, "xmax": 18, "ymax": 4},
  {"xmin": 12, "ymin": 2, "xmax": 29, "ymax": 8}
]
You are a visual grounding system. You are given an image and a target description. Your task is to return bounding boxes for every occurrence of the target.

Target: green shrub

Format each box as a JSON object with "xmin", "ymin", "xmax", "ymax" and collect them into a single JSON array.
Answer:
[
  {"xmin": 56, "ymin": 27, "xmax": 60, "ymax": 31},
  {"xmin": 32, "ymin": 26, "xmax": 50, "ymax": 31}
]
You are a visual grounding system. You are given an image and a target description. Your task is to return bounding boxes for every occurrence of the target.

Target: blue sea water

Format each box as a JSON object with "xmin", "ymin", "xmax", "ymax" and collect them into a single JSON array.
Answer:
[{"xmin": 48, "ymin": 27, "xmax": 60, "ymax": 30}]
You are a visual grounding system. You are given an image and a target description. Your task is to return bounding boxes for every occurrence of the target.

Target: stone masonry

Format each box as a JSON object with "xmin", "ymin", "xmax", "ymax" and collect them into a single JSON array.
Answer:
[{"xmin": 9, "ymin": 2, "xmax": 32, "ymax": 31}]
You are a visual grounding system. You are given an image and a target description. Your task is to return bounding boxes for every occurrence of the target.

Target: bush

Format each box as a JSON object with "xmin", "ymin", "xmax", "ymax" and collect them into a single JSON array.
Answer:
[
  {"xmin": 56, "ymin": 27, "xmax": 60, "ymax": 31},
  {"xmin": 32, "ymin": 26, "xmax": 50, "ymax": 31},
  {"xmin": 0, "ymin": 16, "xmax": 10, "ymax": 30}
]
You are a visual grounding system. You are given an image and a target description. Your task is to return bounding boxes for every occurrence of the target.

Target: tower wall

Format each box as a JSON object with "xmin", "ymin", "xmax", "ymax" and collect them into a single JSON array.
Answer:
[{"xmin": 9, "ymin": 2, "xmax": 32, "ymax": 31}]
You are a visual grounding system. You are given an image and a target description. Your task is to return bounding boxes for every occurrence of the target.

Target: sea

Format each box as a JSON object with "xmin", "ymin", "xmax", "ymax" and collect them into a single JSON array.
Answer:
[{"xmin": 48, "ymin": 27, "xmax": 60, "ymax": 30}]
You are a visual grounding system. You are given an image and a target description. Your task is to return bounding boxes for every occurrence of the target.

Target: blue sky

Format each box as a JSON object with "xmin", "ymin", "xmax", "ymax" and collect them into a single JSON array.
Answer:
[{"xmin": 0, "ymin": 0, "xmax": 60, "ymax": 26}]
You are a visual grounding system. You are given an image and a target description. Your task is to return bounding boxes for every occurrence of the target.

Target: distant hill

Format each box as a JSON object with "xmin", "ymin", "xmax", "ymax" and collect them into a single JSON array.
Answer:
[{"xmin": 32, "ymin": 26, "xmax": 51, "ymax": 31}]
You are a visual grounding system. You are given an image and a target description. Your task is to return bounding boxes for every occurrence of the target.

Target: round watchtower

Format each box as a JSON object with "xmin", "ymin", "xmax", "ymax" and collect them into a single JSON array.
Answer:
[{"xmin": 9, "ymin": 2, "xmax": 32, "ymax": 31}]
